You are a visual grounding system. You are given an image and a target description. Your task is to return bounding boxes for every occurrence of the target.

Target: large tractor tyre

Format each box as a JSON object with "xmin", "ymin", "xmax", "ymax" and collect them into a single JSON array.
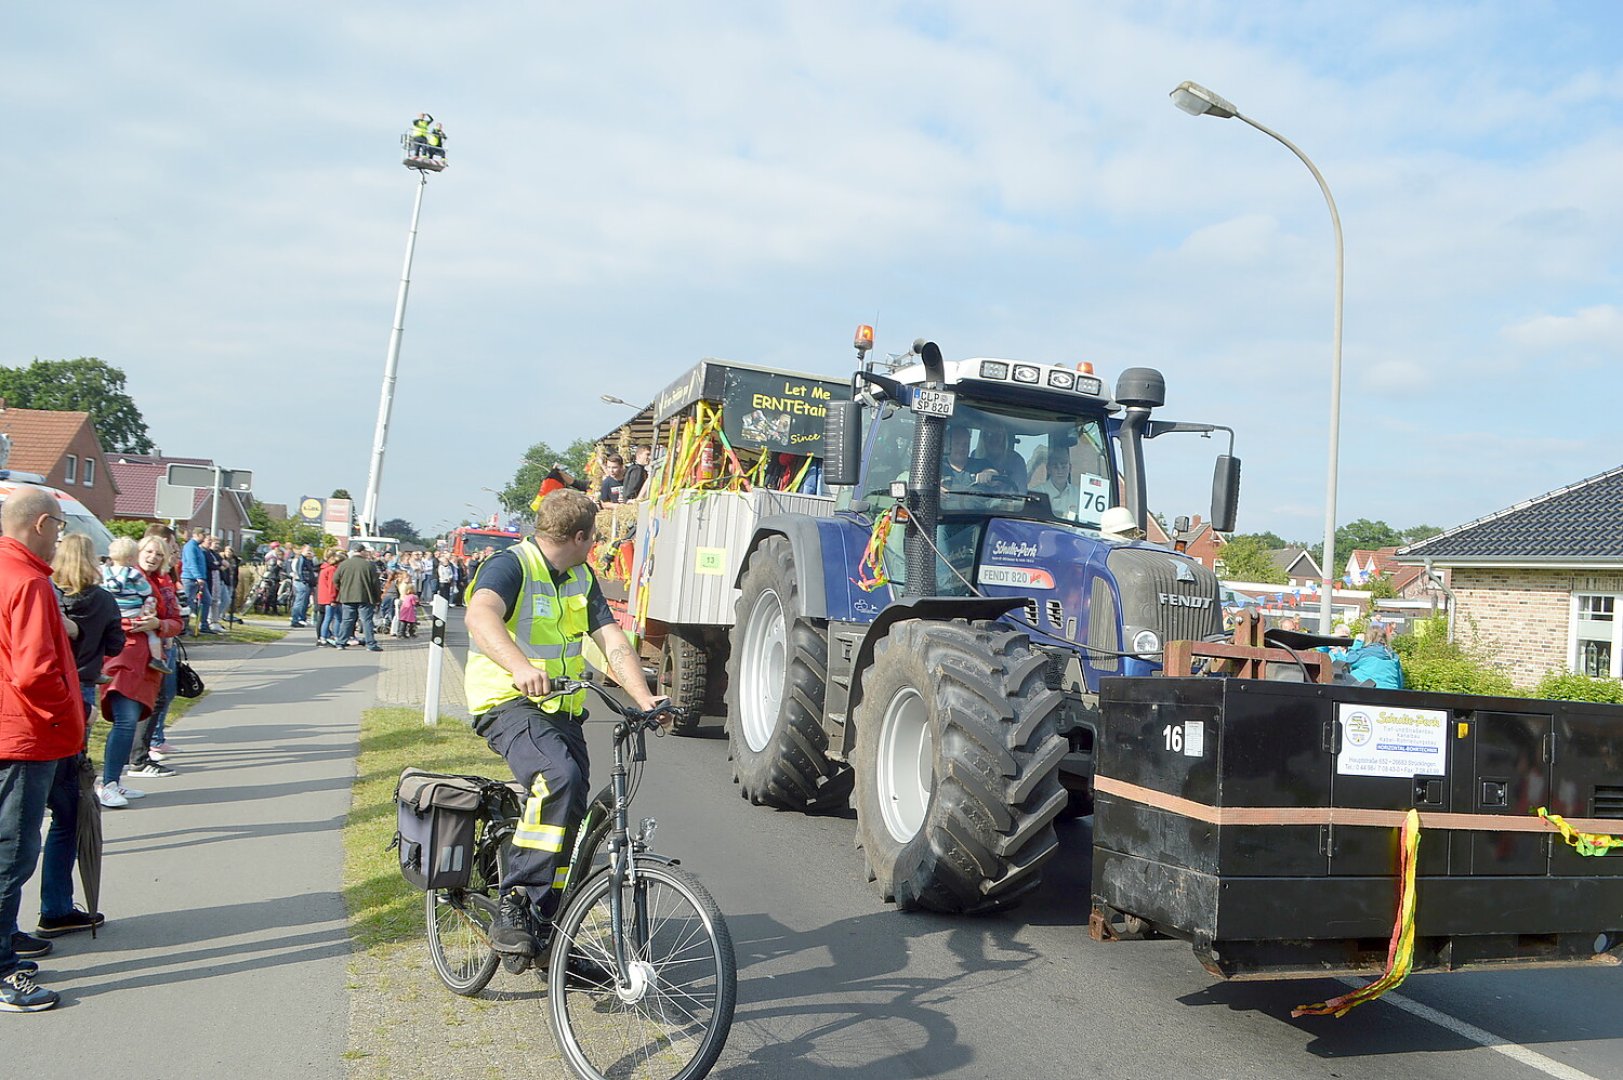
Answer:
[
  {"xmin": 659, "ymin": 626, "xmax": 708, "ymax": 737},
  {"xmin": 725, "ymin": 535, "xmax": 853, "ymax": 812},
  {"xmin": 851, "ymin": 619, "xmax": 1067, "ymax": 914}
]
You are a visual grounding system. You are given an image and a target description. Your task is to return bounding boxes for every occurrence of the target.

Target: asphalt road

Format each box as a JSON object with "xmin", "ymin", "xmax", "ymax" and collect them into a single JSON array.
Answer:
[{"xmin": 593, "ymin": 710, "xmax": 1623, "ymax": 1080}]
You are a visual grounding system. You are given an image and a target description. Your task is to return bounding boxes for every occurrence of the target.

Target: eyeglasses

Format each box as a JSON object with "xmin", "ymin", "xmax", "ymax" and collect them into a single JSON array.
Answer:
[{"xmin": 43, "ymin": 515, "xmax": 68, "ymax": 531}]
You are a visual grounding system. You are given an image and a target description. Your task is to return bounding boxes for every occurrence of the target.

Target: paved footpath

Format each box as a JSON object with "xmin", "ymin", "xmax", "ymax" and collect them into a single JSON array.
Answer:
[{"xmin": 11, "ymin": 628, "xmax": 386, "ymax": 1078}]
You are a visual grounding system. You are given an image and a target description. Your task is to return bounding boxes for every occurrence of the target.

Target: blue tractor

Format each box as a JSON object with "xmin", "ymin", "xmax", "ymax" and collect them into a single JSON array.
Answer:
[{"xmin": 724, "ymin": 338, "xmax": 1242, "ymax": 913}]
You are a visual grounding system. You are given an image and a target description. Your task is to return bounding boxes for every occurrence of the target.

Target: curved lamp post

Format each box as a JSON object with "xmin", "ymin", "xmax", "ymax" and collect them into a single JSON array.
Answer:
[{"xmin": 1170, "ymin": 80, "xmax": 1344, "ymax": 633}]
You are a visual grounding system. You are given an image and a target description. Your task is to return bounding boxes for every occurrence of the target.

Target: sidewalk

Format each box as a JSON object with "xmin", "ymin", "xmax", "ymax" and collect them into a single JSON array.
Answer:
[{"xmin": 10, "ymin": 630, "xmax": 380, "ymax": 1078}]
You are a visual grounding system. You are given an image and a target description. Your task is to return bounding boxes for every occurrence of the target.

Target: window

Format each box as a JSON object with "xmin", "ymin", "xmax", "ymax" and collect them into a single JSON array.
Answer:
[
  {"xmin": 82, "ymin": 458, "xmax": 94, "ymax": 487},
  {"xmin": 1571, "ymin": 593, "xmax": 1621, "ymax": 679},
  {"xmin": 64, "ymin": 455, "xmax": 77, "ymax": 483}
]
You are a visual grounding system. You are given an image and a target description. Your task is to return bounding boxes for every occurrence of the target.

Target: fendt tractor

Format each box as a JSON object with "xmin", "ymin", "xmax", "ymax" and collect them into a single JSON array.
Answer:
[
  {"xmin": 705, "ymin": 331, "xmax": 1623, "ymax": 984},
  {"xmin": 725, "ymin": 335, "xmax": 1240, "ymax": 913}
]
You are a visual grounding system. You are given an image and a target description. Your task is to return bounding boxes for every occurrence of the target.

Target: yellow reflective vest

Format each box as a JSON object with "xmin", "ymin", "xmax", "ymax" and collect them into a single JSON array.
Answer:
[
  {"xmin": 411, "ymin": 119, "xmax": 430, "ymax": 141},
  {"xmin": 464, "ymin": 540, "xmax": 591, "ymax": 717}
]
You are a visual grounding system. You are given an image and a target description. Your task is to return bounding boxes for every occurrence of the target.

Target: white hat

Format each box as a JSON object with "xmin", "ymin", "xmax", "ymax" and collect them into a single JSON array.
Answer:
[{"xmin": 1099, "ymin": 506, "xmax": 1138, "ymax": 539}]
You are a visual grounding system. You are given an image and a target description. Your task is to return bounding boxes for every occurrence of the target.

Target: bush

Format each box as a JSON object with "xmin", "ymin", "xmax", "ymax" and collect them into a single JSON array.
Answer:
[
  {"xmin": 1392, "ymin": 618, "xmax": 1519, "ymax": 697},
  {"xmin": 107, "ymin": 519, "xmax": 151, "ymax": 541},
  {"xmin": 1532, "ymin": 669, "xmax": 1623, "ymax": 704}
]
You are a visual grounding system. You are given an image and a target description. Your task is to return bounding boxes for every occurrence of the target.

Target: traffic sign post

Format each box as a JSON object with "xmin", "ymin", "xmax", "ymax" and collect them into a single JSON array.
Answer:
[{"xmin": 165, "ymin": 463, "xmax": 253, "ymax": 538}]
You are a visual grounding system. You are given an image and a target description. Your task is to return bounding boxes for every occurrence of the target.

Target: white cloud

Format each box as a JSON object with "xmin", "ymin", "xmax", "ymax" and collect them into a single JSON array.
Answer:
[{"xmin": 1502, "ymin": 305, "xmax": 1623, "ymax": 359}]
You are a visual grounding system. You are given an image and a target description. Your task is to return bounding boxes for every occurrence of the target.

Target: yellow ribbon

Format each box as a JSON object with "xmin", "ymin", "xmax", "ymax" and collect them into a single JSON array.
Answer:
[
  {"xmin": 1537, "ymin": 807, "xmax": 1623, "ymax": 857},
  {"xmin": 852, "ymin": 506, "xmax": 898, "ymax": 592},
  {"xmin": 1294, "ymin": 808, "xmax": 1421, "ymax": 1018}
]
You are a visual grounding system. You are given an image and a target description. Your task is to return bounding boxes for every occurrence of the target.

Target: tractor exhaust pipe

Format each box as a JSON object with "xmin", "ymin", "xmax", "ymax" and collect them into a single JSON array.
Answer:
[{"xmin": 906, "ymin": 340, "xmax": 945, "ymax": 597}]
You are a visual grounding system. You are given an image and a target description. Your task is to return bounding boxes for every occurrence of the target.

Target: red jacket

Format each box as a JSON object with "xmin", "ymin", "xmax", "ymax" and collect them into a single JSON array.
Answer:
[
  {"xmin": 102, "ymin": 568, "xmax": 184, "ymax": 719},
  {"xmin": 0, "ymin": 537, "xmax": 84, "ymax": 759},
  {"xmin": 317, "ymin": 562, "xmax": 339, "ymax": 606}
]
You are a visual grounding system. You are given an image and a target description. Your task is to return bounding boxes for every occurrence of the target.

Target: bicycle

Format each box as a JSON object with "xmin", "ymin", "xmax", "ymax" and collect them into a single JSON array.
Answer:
[{"xmin": 422, "ymin": 678, "xmax": 737, "ymax": 1080}]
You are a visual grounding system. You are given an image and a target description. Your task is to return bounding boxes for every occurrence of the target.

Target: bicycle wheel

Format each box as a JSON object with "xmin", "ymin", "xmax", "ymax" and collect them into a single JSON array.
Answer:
[
  {"xmin": 426, "ymin": 889, "xmax": 500, "ymax": 995},
  {"xmin": 546, "ymin": 860, "xmax": 737, "ymax": 1080}
]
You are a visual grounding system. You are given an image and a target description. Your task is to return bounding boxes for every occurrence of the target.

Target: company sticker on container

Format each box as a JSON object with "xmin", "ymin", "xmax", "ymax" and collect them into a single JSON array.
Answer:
[{"xmin": 1336, "ymin": 704, "xmax": 1448, "ymax": 778}]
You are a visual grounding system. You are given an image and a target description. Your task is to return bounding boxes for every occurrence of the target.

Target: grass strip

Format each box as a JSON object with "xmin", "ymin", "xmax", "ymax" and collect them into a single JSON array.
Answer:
[{"xmin": 342, "ymin": 706, "xmax": 496, "ymax": 950}]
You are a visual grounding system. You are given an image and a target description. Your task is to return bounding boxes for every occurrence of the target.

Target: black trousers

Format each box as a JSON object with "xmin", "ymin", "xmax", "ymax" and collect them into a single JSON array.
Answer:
[{"xmin": 478, "ymin": 698, "xmax": 590, "ymax": 909}]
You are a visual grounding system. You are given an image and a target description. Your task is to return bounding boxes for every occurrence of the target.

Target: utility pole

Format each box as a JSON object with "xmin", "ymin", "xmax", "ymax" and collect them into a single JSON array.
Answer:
[{"xmin": 361, "ymin": 117, "xmax": 448, "ymax": 535}]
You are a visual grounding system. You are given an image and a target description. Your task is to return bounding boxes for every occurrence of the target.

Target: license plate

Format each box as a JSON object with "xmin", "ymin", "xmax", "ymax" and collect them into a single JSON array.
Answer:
[{"xmin": 911, "ymin": 388, "xmax": 956, "ymax": 418}]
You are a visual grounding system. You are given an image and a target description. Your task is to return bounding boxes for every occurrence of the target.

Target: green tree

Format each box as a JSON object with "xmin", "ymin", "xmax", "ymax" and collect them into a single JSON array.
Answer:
[
  {"xmin": 107, "ymin": 519, "xmax": 151, "ymax": 541},
  {"xmin": 1217, "ymin": 535, "xmax": 1288, "ymax": 583},
  {"xmin": 378, "ymin": 517, "xmax": 421, "ymax": 544},
  {"xmin": 1311, "ymin": 519, "xmax": 1406, "ymax": 567},
  {"xmin": 497, "ymin": 438, "xmax": 596, "ymax": 523},
  {"xmin": 331, "ymin": 488, "xmax": 352, "ymax": 500},
  {"xmin": 0, "ymin": 357, "xmax": 154, "ymax": 452},
  {"xmin": 1366, "ymin": 575, "xmax": 1399, "ymax": 599},
  {"xmin": 1400, "ymin": 523, "xmax": 1443, "ymax": 546}
]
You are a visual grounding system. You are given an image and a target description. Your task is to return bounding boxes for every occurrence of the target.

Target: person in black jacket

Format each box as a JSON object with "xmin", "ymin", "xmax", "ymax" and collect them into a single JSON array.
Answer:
[
  {"xmin": 333, "ymin": 545, "xmax": 383, "ymax": 651},
  {"xmin": 44, "ymin": 533, "xmax": 125, "ymax": 938}
]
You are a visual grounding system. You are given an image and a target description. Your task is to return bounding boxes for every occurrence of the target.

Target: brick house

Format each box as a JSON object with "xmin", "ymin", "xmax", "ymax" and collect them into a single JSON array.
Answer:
[
  {"xmin": 0, "ymin": 405, "xmax": 121, "ymax": 519},
  {"xmin": 1169, "ymin": 515, "xmax": 1226, "ymax": 571},
  {"xmin": 1397, "ymin": 465, "xmax": 1623, "ymax": 687},
  {"xmin": 106, "ymin": 452, "xmax": 254, "ymax": 545}
]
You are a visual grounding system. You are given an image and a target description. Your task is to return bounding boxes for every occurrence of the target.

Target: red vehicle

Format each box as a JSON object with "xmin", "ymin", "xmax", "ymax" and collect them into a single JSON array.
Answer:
[{"xmin": 450, "ymin": 526, "xmax": 522, "ymax": 559}]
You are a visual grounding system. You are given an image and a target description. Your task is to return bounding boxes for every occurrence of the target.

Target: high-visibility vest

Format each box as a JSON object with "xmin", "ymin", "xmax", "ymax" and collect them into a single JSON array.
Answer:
[
  {"xmin": 464, "ymin": 539, "xmax": 591, "ymax": 717},
  {"xmin": 412, "ymin": 119, "xmax": 430, "ymax": 139},
  {"xmin": 428, "ymin": 129, "xmax": 442, "ymax": 147}
]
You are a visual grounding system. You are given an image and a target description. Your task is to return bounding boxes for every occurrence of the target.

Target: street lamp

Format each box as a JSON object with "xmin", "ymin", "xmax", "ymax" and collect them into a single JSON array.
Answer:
[
  {"xmin": 1170, "ymin": 80, "xmax": 1345, "ymax": 633},
  {"xmin": 600, "ymin": 394, "xmax": 635, "ymax": 408}
]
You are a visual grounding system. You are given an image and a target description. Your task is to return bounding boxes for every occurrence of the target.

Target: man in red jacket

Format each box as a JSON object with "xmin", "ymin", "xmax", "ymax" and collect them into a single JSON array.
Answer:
[{"xmin": 0, "ymin": 485, "xmax": 82, "ymax": 1012}]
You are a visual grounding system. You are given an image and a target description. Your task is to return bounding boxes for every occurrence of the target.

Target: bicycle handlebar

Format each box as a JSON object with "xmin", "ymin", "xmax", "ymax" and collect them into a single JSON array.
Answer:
[{"xmin": 514, "ymin": 677, "xmax": 688, "ymax": 731}]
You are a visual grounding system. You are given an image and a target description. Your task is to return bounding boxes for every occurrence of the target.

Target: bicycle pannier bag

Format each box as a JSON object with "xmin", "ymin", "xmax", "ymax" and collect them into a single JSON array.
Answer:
[{"xmin": 394, "ymin": 769, "xmax": 484, "ymax": 890}]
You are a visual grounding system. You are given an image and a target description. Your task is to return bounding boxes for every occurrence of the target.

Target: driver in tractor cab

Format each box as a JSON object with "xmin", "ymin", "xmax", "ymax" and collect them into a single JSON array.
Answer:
[
  {"xmin": 463, "ymin": 489, "xmax": 666, "ymax": 959},
  {"xmin": 967, "ymin": 421, "xmax": 1029, "ymax": 492}
]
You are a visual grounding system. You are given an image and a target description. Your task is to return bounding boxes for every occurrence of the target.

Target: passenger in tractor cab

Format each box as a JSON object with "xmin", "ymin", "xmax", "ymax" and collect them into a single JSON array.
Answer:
[
  {"xmin": 967, "ymin": 422, "xmax": 1029, "ymax": 492},
  {"xmin": 1032, "ymin": 441, "xmax": 1079, "ymax": 521}
]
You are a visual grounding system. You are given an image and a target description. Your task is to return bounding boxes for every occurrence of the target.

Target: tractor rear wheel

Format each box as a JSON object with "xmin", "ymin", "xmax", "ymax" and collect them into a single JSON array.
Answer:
[
  {"xmin": 725, "ymin": 535, "xmax": 851, "ymax": 811},
  {"xmin": 851, "ymin": 618, "xmax": 1067, "ymax": 913}
]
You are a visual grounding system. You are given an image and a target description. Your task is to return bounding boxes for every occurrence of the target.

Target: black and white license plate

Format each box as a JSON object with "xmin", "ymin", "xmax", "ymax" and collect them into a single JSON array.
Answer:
[{"xmin": 911, "ymin": 388, "xmax": 956, "ymax": 418}]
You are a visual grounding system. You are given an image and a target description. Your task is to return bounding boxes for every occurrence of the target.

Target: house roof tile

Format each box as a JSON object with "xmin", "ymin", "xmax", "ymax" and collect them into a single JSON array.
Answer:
[
  {"xmin": 1398, "ymin": 465, "xmax": 1623, "ymax": 562},
  {"xmin": 0, "ymin": 408, "xmax": 92, "ymax": 474}
]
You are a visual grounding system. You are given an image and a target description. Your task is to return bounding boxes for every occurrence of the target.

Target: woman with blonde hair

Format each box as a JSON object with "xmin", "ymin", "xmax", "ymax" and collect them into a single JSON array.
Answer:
[
  {"xmin": 97, "ymin": 534, "xmax": 184, "ymax": 808},
  {"xmin": 40, "ymin": 533, "xmax": 125, "ymax": 935}
]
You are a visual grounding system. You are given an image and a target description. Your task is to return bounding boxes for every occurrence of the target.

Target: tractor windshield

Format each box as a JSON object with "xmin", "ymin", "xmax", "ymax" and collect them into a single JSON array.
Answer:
[{"xmin": 858, "ymin": 398, "xmax": 1116, "ymax": 529}]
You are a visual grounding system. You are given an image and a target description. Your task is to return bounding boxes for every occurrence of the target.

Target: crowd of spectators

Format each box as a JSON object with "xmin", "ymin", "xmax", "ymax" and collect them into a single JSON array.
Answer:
[{"xmin": 0, "ymin": 489, "xmax": 207, "ymax": 1010}]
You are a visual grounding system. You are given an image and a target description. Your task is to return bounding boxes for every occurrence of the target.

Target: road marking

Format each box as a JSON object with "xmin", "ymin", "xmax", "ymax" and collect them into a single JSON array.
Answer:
[{"xmin": 1338, "ymin": 980, "xmax": 1600, "ymax": 1080}]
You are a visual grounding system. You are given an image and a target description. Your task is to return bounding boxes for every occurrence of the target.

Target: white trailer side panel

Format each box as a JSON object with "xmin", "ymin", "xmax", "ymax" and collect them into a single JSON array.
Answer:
[{"xmin": 633, "ymin": 489, "xmax": 835, "ymax": 628}]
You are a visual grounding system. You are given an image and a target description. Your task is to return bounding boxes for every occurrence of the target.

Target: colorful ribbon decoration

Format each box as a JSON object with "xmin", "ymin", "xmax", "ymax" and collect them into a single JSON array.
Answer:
[
  {"xmin": 1537, "ymin": 807, "xmax": 1623, "ymax": 857},
  {"xmin": 852, "ymin": 506, "xmax": 898, "ymax": 592},
  {"xmin": 1293, "ymin": 808, "xmax": 1421, "ymax": 1018}
]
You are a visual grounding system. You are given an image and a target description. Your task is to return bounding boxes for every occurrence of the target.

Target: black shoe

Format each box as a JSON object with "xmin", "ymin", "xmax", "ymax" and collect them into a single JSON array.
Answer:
[
  {"xmin": 366, "ymin": 644, "xmax": 383, "ymax": 652},
  {"xmin": 490, "ymin": 893, "xmax": 538, "ymax": 956},
  {"xmin": 11, "ymin": 932, "xmax": 52, "ymax": 959},
  {"xmin": 36, "ymin": 909, "xmax": 104, "ymax": 939}
]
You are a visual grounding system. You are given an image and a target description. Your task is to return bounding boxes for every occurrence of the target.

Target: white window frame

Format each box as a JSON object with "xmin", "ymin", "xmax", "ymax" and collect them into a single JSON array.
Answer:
[
  {"xmin": 82, "ymin": 458, "xmax": 94, "ymax": 487},
  {"xmin": 1569, "ymin": 592, "xmax": 1622, "ymax": 679},
  {"xmin": 63, "ymin": 454, "xmax": 77, "ymax": 483}
]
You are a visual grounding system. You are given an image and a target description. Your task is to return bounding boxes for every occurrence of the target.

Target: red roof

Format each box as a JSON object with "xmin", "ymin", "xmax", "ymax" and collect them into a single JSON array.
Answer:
[{"xmin": 0, "ymin": 407, "xmax": 96, "ymax": 474}]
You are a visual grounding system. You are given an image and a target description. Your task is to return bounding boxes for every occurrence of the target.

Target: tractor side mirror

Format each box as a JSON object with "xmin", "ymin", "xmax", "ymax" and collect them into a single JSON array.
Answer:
[
  {"xmin": 1211, "ymin": 454, "xmax": 1241, "ymax": 533},
  {"xmin": 822, "ymin": 400, "xmax": 862, "ymax": 487}
]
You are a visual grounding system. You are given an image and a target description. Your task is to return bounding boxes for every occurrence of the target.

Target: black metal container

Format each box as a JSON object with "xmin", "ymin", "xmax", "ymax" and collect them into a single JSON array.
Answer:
[{"xmin": 1091, "ymin": 676, "xmax": 1623, "ymax": 979}]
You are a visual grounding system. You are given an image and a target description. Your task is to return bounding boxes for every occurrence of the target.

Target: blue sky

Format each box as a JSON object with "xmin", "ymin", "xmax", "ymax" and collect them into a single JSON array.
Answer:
[{"xmin": 5, "ymin": 2, "xmax": 1620, "ymax": 542}]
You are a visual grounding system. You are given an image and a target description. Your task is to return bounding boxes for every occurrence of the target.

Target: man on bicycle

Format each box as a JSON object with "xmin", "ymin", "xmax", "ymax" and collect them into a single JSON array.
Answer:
[{"xmin": 463, "ymin": 488, "xmax": 665, "ymax": 958}]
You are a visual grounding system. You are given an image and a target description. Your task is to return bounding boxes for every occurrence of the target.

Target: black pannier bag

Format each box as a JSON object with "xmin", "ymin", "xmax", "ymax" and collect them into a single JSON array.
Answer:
[{"xmin": 394, "ymin": 769, "xmax": 484, "ymax": 890}]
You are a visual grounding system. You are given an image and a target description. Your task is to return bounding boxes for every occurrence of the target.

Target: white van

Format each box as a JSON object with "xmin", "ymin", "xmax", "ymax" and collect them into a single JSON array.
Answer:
[{"xmin": 0, "ymin": 472, "xmax": 118, "ymax": 556}]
